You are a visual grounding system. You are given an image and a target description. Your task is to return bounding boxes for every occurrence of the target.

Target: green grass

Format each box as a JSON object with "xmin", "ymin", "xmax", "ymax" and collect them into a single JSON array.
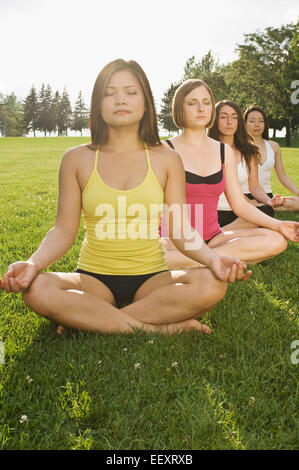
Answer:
[
  {"xmin": 272, "ymin": 136, "xmax": 299, "ymax": 148},
  {"xmin": 0, "ymin": 137, "xmax": 298, "ymax": 450}
]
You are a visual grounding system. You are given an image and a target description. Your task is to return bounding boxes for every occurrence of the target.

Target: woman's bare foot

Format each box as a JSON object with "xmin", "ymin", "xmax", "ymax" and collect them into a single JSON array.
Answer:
[
  {"xmin": 56, "ymin": 319, "xmax": 210, "ymax": 336},
  {"xmin": 153, "ymin": 319, "xmax": 211, "ymax": 335}
]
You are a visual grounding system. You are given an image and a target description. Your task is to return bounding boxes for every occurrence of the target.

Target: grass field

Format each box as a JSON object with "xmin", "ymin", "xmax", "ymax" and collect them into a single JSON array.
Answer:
[{"xmin": 0, "ymin": 137, "xmax": 298, "ymax": 450}]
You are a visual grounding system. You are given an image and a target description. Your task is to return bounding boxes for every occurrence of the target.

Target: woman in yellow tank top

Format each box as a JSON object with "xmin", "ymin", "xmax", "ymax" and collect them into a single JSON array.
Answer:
[{"xmin": 0, "ymin": 59, "xmax": 251, "ymax": 335}]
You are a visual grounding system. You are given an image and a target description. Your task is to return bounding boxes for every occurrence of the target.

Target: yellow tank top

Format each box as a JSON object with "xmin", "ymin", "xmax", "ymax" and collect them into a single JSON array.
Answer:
[{"xmin": 77, "ymin": 144, "xmax": 168, "ymax": 275}]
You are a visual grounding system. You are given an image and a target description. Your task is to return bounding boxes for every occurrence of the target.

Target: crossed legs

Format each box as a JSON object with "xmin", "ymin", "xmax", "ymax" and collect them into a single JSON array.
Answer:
[
  {"xmin": 21, "ymin": 268, "xmax": 228, "ymax": 335},
  {"xmin": 162, "ymin": 226, "xmax": 287, "ymax": 270}
]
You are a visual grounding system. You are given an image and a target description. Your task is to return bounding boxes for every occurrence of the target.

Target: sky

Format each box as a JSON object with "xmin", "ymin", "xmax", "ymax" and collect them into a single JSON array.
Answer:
[{"xmin": 0, "ymin": 0, "xmax": 298, "ymax": 114}]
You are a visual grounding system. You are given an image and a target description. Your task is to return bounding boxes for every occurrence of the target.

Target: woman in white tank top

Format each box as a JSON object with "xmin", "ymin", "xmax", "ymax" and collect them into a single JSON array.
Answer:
[
  {"xmin": 208, "ymin": 100, "xmax": 277, "ymax": 230},
  {"xmin": 244, "ymin": 106, "xmax": 299, "ymax": 212}
]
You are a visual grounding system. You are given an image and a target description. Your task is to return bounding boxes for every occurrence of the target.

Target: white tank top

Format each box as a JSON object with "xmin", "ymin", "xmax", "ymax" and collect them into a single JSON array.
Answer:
[
  {"xmin": 218, "ymin": 157, "xmax": 249, "ymax": 211},
  {"xmin": 257, "ymin": 140, "xmax": 275, "ymax": 193}
]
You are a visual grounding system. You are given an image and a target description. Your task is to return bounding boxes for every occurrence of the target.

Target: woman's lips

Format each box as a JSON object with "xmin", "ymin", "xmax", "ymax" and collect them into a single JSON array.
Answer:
[{"xmin": 114, "ymin": 110, "xmax": 130, "ymax": 114}]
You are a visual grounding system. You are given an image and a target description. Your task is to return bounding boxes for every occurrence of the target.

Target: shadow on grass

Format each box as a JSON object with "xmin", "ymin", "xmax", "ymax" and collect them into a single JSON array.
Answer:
[{"xmin": 0, "ymin": 234, "xmax": 298, "ymax": 450}]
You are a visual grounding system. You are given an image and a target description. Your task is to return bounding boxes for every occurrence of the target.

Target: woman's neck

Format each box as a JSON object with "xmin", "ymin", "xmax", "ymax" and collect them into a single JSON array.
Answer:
[
  {"xmin": 104, "ymin": 125, "xmax": 143, "ymax": 153},
  {"xmin": 219, "ymin": 134, "xmax": 235, "ymax": 149},
  {"xmin": 251, "ymin": 135, "xmax": 264, "ymax": 146},
  {"xmin": 179, "ymin": 127, "xmax": 207, "ymax": 145}
]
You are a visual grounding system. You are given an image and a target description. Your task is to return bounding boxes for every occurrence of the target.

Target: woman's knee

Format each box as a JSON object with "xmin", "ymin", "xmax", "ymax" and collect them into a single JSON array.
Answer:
[
  {"xmin": 188, "ymin": 268, "xmax": 228, "ymax": 310},
  {"xmin": 22, "ymin": 273, "xmax": 53, "ymax": 312},
  {"xmin": 266, "ymin": 230, "xmax": 287, "ymax": 255}
]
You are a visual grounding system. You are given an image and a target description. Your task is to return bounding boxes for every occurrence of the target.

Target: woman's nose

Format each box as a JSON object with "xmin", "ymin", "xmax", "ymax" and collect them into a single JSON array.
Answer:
[{"xmin": 115, "ymin": 93, "xmax": 127, "ymax": 105}]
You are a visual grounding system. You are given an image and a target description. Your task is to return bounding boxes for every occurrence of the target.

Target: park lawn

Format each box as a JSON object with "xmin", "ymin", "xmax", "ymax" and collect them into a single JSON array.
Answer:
[{"xmin": 0, "ymin": 137, "xmax": 298, "ymax": 450}]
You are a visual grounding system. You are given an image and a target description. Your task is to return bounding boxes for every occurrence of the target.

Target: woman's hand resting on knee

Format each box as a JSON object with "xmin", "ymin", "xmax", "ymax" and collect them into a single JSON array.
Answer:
[
  {"xmin": 276, "ymin": 221, "xmax": 299, "ymax": 241},
  {"xmin": 208, "ymin": 256, "xmax": 252, "ymax": 283},
  {"xmin": 0, "ymin": 261, "xmax": 40, "ymax": 293}
]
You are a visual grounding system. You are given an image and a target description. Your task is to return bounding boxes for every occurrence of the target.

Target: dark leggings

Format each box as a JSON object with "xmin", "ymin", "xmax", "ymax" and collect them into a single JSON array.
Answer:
[{"xmin": 217, "ymin": 193, "xmax": 275, "ymax": 228}]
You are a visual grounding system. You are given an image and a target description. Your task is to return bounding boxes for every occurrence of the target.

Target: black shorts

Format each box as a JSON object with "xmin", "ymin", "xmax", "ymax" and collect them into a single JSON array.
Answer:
[
  {"xmin": 246, "ymin": 193, "xmax": 275, "ymax": 218},
  {"xmin": 218, "ymin": 192, "xmax": 275, "ymax": 228},
  {"xmin": 217, "ymin": 210, "xmax": 238, "ymax": 228},
  {"xmin": 205, "ymin": 232, "xmax": 221, "ymax": 244},
  {"xmin": 76, "ymin": 269, "xmax": 167, "ymax": 307}
]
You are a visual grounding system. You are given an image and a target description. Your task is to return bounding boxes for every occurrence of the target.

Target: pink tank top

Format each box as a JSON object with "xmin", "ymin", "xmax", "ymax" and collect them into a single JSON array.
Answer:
[{"xmin": 161, "ymin": 141, "xmax": 225, "ymax": 242}]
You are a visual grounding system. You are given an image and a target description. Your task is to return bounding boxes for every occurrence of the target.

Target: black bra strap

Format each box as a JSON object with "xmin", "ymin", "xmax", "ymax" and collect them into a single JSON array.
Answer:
[
  {"xmin": 165, "ymin": 139, "xmax": 175, "ymax": 149},
  {"xmin": 220, "ymin": 142, "xmax": 225, "ymax": 164}
]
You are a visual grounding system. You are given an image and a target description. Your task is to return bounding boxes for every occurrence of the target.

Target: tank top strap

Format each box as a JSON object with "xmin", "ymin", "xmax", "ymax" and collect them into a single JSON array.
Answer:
[
  {"xmin": 165, "ymin": 139, "xmax": 175, "ymax": 149},
  {"xmin": 264, "ymin": 139, "xmax": 274, "ymax": 156},
  {"xmin": 220, "ymin": 142, "xmax": 225, "ymax": 164},
  {"xmin": 94, "ymin": 146, "xmax": 100, "ymax": 170},
  {"xmin": 144, "ymin": 142, "xmax": 152, "ymax": 169}
]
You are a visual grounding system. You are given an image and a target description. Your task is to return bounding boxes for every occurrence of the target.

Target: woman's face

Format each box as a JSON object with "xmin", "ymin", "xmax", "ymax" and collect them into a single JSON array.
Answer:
[
  {"xmin": 218, "ymin": 105, "xmax": 238, "ymax": 137},
  {"xmin": 182, "ymin": 86, "xmax": 213, "ymax": 129},
  {"xmin": 101, "ymin": 69, "xmax": 145, "ymax": 128},
  {"xmin": 245, "ymin": 110, "xmax": 265, "ymax": 137}
]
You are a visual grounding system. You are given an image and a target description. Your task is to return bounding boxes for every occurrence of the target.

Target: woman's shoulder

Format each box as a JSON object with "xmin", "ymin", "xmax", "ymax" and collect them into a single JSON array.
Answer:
[
  {"xmin": 60, "ymin": 144, "xmax": 95, "ymax": 166},
  {"xmin": 206, "ymin": 136, "xmax": 231, "ymax": 153},
  {"xmin": 63, "ymin": 143, "xmax": 94, "ymax": 158},
  {"xmin": 210, "ymin": 139, "xmax": 234, "ymax": 162},
  {"xmin": 150, "ymin": 142, "xmax": 184, "ymax": 170},
  {"xmin": 267, "ymin": 140, "xmax": 280, "ymax": 152},
  {"xmin": 151, "ymin": 142, "xmax": 181, "ymax": 159}
]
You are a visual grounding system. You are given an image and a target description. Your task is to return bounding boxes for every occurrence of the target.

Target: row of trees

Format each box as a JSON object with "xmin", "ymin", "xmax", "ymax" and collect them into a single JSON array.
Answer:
[
  {"xmin": 159, "ymin": 22, "xmax": 299, "ymax": 146},
  {"xmin": 0, "ymin": 86, "xmax": 89, "ymax": 137},
  {"xmin": 0, "ymin": 23, "xmax": 298, "ymax": 144}
]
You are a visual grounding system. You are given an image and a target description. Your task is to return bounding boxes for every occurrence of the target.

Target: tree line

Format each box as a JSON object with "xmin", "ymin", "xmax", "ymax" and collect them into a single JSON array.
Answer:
[
  {"xmin": 0, "ymin": 86, "xmax": 89, "ymax": 137},
  {"xmin": 159, "ymin": 22, "xmax": 299, "ymax": 147},
  {"xmin": 0, "ymin": 22, "xmax": 298, "ymax": 145}
]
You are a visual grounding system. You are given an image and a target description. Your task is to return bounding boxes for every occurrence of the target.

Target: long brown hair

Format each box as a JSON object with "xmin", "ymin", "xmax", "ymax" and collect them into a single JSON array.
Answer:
[
  {"xmin": 208, "ymin": 100, "xmax": 260, "ymax": 167},
  {"xmin": 172, "ymin": 79, "xmax": 216, "ymax": 129},
  {"xmin": 89, "ymin": 59, "xmax": 161, "ymax": 147}
]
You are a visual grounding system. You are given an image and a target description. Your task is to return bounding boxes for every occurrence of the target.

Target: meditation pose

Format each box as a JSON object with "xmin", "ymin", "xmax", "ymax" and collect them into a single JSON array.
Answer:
[
  {"xmin": 208, "ymin": 100, "xmax": 283, "ymax": 230},
  {"xmin": 0, "ymin": 60, "xmax": 252, "ymax": 335},
  {"xmin": 244, "ymin": 106, "xmax": 299, "ymax": 213},
  {"xmin": 160, "ymin": 80, "xmax": 299, "ymax": 270}
]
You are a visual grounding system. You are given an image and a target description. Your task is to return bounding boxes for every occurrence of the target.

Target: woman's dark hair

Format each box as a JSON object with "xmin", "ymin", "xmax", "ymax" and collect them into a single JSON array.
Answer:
[
  {"xmin": 244, "ymin": 106, "xmax": 269, "ymax": 140},
  {"xmin": 208, "ymin": 100, "xmax": 261, "ymax": 167},
  {"xmin": 89, "ymin": 59, "xmax": 161, "ymax": 147}
]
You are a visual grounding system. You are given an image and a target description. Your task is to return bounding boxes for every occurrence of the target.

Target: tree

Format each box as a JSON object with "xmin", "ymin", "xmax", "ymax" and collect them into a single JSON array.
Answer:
[
  {"xmin": 23, "ymin": 86, "xmax": 39, "ymax": 136},
  {"xmin": 284, "ymin": 22, "xmax": 299, "ymax": 135},
  {"xmin": 159, "ymin": 51, "xmax": 231, "ymax": 134},
  {"xmin": 52, "ymin": 90, "xmax": 61, "ymax": 135},
  {"xmin": 37, "ymin": 83, "xmax": 54, "ymax": 136},
  {"xmin": 57, "ymin": 87, "xmax": 72, "ymax": 136},
  {"xmin": 71, "ymin": 91, "xmax": 89, "ymax": 136},
  {"xmin": 183, "ymin": 51, "xmax": 231, "ymax": 103},
  {"xmin": 158, "ymin": 82, "xmax": 181, "ymax": 134},
  {"xmin": 0, "ymin": 93, "xmax": 25, "ymax": 136},
  {"xmin": 226, "ymin": 23, "xmax": 298, "ymax": 146}
]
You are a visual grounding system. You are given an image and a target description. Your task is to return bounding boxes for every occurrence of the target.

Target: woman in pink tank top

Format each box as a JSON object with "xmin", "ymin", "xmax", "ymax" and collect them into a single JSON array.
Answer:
[{"xmin": 161, "ymin": 80, "xmax": 299, "ymax": 269}]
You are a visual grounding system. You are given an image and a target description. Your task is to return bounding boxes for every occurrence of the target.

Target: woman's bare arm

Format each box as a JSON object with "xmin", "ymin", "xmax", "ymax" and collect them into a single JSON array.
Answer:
[
  {"xmin": 247, "ymin": 158, "xmax": 273, "ymax": 205},
  {"xmin": 28, "ymin": 148, "xmax": 83, "ymax": 271}
]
